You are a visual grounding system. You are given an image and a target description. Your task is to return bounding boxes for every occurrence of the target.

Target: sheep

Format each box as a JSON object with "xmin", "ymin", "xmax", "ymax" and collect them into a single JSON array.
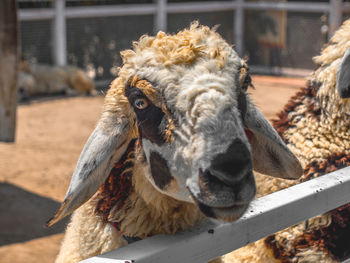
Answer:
[
  {"xmin": 46, "ymin": 23, "xmax": 302, "ymax": 263},
  {"xmin": 222, "ymin": 19, "xmax": 350, "ymax": 263},
  {"xmin": 18, "ymin": 60, "xmax": 96, "ymax": 101}
]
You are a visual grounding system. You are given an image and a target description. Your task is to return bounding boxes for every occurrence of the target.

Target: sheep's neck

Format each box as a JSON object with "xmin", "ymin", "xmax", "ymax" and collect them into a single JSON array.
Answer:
[
  {"xmin": 94, "ymin": 139, "xmax": 136, "ymax": 222},
  {"xmin": 94, "ymin": 140, "xmax": 202, "ymax": 239}
]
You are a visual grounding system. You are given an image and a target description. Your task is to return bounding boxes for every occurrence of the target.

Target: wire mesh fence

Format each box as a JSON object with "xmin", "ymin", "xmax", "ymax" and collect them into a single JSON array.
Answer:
[
  {"xmin": 245, "ymin": 11, "xmax": 328, "ymax": 70},
  {"xmin": 18, "ymin": 0, "xmax": 348, "ymax": 82},
  {"xmin": 168, "ymin": 11, "xmax": 235, "ymax": 41},
  {"xmin": 66, "ymin": 15, "xmax": 154, "ymax": 80},
  {"xmin": 20, "ymin": 19, "xmax": 53, "ymax": 65}
]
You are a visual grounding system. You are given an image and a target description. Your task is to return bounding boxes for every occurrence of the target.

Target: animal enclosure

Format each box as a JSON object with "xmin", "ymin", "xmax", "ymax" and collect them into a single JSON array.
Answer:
[
  {"xmin": 48, "ymin": 17, "xmax": 350, "ymax": 263},
  {"xmin": 0, "ymin": 75, "xmax": 302, "ymax": 263},
  {"xmin": 18, "ymin": 0, "xmax": 350, "ymax": 81},
  {"xmin": 81, "ymin": 166, "xmax": 350, "ymax": 263},
  {"xmin": 2, "ymin": 1, "xmax": 350, "ymax": 263}
]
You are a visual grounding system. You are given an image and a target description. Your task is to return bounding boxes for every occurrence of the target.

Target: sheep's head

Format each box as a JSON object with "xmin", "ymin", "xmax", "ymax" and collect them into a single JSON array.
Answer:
[
  {"xmin": 337, "ymin": 47, "xmax": 350, "ymax": 98},
  {"xmin": 48, "ymin": 23, "xmax": 302, "ymax": 225},
  {"xmin": 312, "ymin": 19, "xmax": 350, "ymax": 122}
]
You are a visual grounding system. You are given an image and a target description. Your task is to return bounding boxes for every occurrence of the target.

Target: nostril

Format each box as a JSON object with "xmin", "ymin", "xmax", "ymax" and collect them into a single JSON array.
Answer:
[{"xmin": 209, "ymin": 138, "xmax": 252, "ymax": 185}]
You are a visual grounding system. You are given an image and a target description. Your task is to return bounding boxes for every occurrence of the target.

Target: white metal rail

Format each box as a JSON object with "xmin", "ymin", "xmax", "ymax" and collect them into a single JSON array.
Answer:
[
  {"xmin": 19, "ymin": 1, "xmax": 350, "ymax": 20},
  {"xmin": 18, "ymin": 0, "xmax": 348, "ymax": 66},
  {"xmin": 81, "ymin": 166, "xmax": 350, "ymax": 263}
]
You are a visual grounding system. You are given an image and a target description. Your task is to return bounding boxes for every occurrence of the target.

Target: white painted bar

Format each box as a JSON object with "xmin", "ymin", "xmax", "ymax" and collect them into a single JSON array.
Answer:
[
  {"xmin": 234, "ymin": 0, "xmax": 244, "ymax": 57},
  {"xmin": 18, "ymin": 5, "xmax": 156, "ymax": 21},
  {"xmin": 329, "ymin": 0, "xmax": 343, "ymax": 39},
  {"xmin": 19, "ymin": 8, "xmax": 54, "ymax": 21},
  {"xmin": 81, "ymin": 166, "xmax": 350, "ymax": 263},
  {"xmin": 243, "ymin": 2, "xmax": 330, "ymax": 12},
  {"xmin": 18, "ymin": 1, "xmax": 335, "ymax": 21},
  {"xmin": 64, "ymin": 4, "xmax": 156, "ymax": 18},
  {"xmin": 155, "ymin": 0, "xmax": 167, "ymax": 33},
  {"xmin": 53, "ymin": 0, "xmax": 66, "ymax": 66},
  {"xmin": 167, "ymin": 1, "xmax": 329, "ymax": 14},
  {"xmin": 166, "ymin": 1, "xmax": 236, "ymax": 13}
]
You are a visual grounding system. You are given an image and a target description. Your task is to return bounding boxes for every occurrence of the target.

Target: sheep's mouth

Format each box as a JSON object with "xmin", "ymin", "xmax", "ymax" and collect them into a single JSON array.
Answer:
[
  {"xmin": 186, "ymin": 168, "xmax": 255, "ymax": 222},
  {"xmin": 187, "ymin": 192, "xmax": 250, "ymax": 222},
  {"xmin": 189, "ymin": 191, "xmax": 249, "ymax": 222}
]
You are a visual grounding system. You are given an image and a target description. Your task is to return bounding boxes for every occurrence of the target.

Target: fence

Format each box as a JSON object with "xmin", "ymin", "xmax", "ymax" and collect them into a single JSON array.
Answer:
[
  {"xmin": 18, "ymin": 0, "xmax": 350, "ymax": 78},
  {"xmin": 81, "ymin": 166, "xmax": 350, "ymax": 263}
]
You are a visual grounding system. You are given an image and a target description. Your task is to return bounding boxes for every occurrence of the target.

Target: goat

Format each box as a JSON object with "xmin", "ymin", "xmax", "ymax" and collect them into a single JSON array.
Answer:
[
  {"xmin": 47, "ymin": 23, "xmax": 302, "ymax": 263},
  {"xmin": 224, "ymin": 19, "xmax": 350, "ymax": 263}
]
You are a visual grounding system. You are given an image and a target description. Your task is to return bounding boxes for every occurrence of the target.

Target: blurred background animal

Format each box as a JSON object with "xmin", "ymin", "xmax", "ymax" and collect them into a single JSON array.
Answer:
[{"xmin": 18, "ymin": 59, "xmax": 96, "ymax": 101}]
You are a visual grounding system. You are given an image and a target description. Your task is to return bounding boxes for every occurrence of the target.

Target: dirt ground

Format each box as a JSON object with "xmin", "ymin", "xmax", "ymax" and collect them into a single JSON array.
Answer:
[{"xmin": 0, "ymin": 75, "xmax": 306, "ymax": 263}]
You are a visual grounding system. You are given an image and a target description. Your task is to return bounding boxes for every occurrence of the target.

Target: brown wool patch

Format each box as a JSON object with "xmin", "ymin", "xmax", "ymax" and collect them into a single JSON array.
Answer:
[
  {"xmin": 265, "ymin": 153, "xmax": 350, "ymax": 262},
  {"xmin": 265, "ymin": 235, "xmax": 292, "ymax": 263},
  {"xmin": 161, "ymin": 104, "xmax": 175, "ymax": 143},
  {"xmin": 303, "ymin": 153, "xmax": 350, "ymax": 181},
  {"xmin": 271, "ymin": 82, "xmax": 320, "ymax": 142},
  {"xmin": 95, "ymin": 139, "xmax": 137, "ymax": 222}
]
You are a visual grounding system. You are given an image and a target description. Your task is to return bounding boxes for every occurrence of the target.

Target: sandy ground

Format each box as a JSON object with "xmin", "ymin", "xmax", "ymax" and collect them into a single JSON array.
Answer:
[{"xmin": 0, "ymin": 75, "xmax": 306, "ymax": 263}]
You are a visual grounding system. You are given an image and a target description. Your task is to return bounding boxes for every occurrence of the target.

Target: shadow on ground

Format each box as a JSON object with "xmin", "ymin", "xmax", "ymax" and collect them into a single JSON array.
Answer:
[{"xmin": 0, "ymin": 183, "xmax": 69, "ymax": 246}]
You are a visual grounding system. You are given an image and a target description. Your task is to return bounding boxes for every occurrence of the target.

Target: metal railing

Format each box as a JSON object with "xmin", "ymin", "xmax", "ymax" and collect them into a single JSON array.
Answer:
[
  {"xmin": 81, "ymin": 166, "xmax": 350, "ymax": 263},
  {"xmin": 18, "ymin": 0, "xmax": 348, "ymax": 71}
]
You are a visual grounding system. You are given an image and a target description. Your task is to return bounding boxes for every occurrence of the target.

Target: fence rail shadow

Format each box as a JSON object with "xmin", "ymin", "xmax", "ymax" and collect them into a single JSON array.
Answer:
[{"xmin": 0, "ymin": 182, "xmax": 69, "ymax": 246}]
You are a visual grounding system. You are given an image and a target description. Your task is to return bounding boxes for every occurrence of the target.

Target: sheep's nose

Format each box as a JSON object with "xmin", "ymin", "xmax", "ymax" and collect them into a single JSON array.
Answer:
[{"xmin": 208, "ymin": 138, "xmax": 252, "ymax": 185}]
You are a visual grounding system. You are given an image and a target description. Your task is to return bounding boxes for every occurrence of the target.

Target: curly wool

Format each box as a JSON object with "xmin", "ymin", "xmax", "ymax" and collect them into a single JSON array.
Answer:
[
  {"xmin": 223, "ymin": 19, "xmax": 350, "ymax": 263},
  {"xmin": 55, "ymin": 23, "xmax": 239, "ymax": 263},
  {"xmin": 54, "ymin": 21, "xmax": 302, "ymax": 263}
]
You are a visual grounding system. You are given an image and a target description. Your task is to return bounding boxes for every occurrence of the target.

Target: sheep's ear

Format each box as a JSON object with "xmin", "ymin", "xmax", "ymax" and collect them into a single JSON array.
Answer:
[
  {"xmin": 243, "ymin": 97, "xmax": 303, "ymax": 179},
  {"xmin": 46, "ymin": 113, "xmax": 131, "ymax": 226},
  {"xmin": 337, "ymin": 47, "xmax": 350, "ymax": 98}
]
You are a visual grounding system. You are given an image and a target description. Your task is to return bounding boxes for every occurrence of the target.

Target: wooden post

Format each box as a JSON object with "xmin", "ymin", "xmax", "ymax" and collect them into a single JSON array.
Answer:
[{"xmin": 0, "ymin": 0, "xmax": 19, "ymax": 142}]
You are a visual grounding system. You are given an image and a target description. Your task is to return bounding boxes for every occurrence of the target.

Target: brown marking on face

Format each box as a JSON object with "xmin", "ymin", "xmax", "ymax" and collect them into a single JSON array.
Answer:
[
  {"xmin": 126, "ymin": 76, "xmax": 176, "ymax": 144},
  {"xmin": 271, "ymin": 81, "xmax": 321, "ymax": 143},
  {"xmin": 239, "ymin": 60, "xmax": 253, "ymax": 92},
  {"xmin": 265, "ymin": 152, "xmax": 350, "ymax": 262},
  {"xmin": 125, "ymin": 78, "xmax": 167, "ymax": 146},
  {"xmin": 149, "ymin": 151, "xmax": 174, "ymax": 190},
  {"xmin": 161, "ymin": 104, "xmax": 175, "ymax": 143}
]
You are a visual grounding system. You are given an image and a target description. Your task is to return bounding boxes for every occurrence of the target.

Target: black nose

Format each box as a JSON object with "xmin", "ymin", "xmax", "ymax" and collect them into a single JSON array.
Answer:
[{"xmin": 208, "ymin": 138, "xmax": 252, "ymax": 185}]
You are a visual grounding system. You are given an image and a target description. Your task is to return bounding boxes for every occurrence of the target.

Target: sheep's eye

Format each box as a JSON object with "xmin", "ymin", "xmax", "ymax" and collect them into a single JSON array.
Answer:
[{"xmin": 134, "ymin": 98, "xmax": 149, "ymax": 110}]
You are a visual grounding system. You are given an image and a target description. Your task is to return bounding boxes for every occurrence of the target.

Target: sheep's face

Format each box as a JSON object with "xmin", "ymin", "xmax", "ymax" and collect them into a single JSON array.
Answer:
[
  {"xmin": 125, "ymin": 71, "xmax": 255, "ymax": 220},
  {"xmin": 312, "ymin": 19, "xmax": 350, "ymax": 120},
  {"xmin": 314, "ymin": 45, "xmax": 350, "ymax": 120},
  {"xmin": 48, "ymin": 24, "xmax": 302, "ymax": 226}
]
